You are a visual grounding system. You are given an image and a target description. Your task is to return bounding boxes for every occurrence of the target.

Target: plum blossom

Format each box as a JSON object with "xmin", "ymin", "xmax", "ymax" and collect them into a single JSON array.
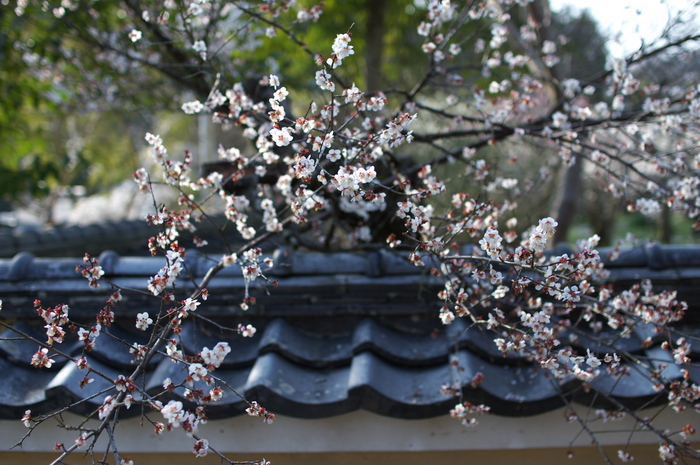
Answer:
[
  {"xmin": 585, "ymin": 349, "xmax": 601, "ymax": 368},
  {"xmin": 671, "ymin": 337, "xmax": 691, "ymax": 365},
  {"xmin": 643, "ymin": 97, "xmax": 670, "ymax": 114},
  {"xmin": 426, "ymin": 0, "xmax": 455, "ymax": 24},
  {"xmin": 181, "ymin": 100, "xmax": 204, "ymax": 114},
  {"xmin": 688, "ymin": 98, "xmax": 700, "ymax": 117},
  {"xmin": 293, "ymin": 155, "xmax": 317, "ymax": 179},
  {"xmin": 187, "ymin": 2, "xmax": 203, "ymax": 16},
  {"xmin": 201, "ymin": 342, "xmax": 231, "ymax": 369},
  {"xmin": 439, "ymin": 307, "xmax": 455, "ymax": 325},
  {"xmin": 618, "ymin": 450, "xmax": 634, "ymax": 462},
  {"xmin": 74, "ymin": 432, "xmax": 88, "ymax": 450},
  {"xmin": 21, "ymin": 410, "xmax": 32, "ymax": 428},
  {"xmin": 135, "ymin": 312, "xmax": 153, "ymax": 331},
  {"xmin": 417, "ymin": 21, "xmax": 431, "ymax": 36},
  {"xmin": 239, "ymin": 248, "xmax": 266, "ymax": 286},
  {"xmin": 326, "ymin": 149, "xmax": 342, "ymax": 162},
  {"xmin": 98, "ymin": 395, "xmax": 117, "ymax": 420},
  {"xmin": 193, "ymin": 438, "xmax": 209, "ymax": 457},
  {"xmin": 377, "ymin": 112, "xmax": 416, "ymax": 147},
  {"xmin": 78, "ymin": 254, "xmax": 104, "ymax": 288},
  {"xmin": 188, "ymin": 363, "xmax": 209, "ymax": 383},
  {"xmin": 208, "ymin": 386, "xmax": 224, "ymax": 402},
  {"xmin": 338, "ymin": 194, "xmax": 386, "ymax": 220},
  {"xmin": 165, "ymin": 340, "xmax": 185, "ymax": 363},
  {"xmin": 330, "ymin": 33, "xmax": 354, "ymax": 68},
  {"xmin": 634, "ymin": 198, "xmax": 661, "ymax": 216},
  {"xmin": 332, "ymin": 165, "xmax": 376, "ymax": 198},
  {"xmin": 315, "ymin": 69, "xmax": 335, "ymax": 91},
  {"xmin": 161, "ymin": 400, "xmax": 186, "ymax": 427},
  {"xmin": 114, "ymin": 375, "xmax": 134, "ymax": 392},
  {"xmin": 542, "ymin": 40, "xmax": 556, "ymax": 54},
  {"xmin": 527, "ymin": 217, "xmax": 558, "ymax": 253},
  {"xmin": 558, "ymin": 286, "xmax": 581, "ymax": 304},
  {"xmin": 130, "ymin": 343, "xmax": 148, "ymax": 360},
  {"xmin": 366, "ymin": 92, "xmax": 387, "ymax": 111},
  {"xmin": 480, "ymin": 227, "xmax": 503, "ymax": 259},
  {"xmin": 551, "ymin": 111, "xmax": 568, "ymax": 128},
  {"xmin": 31, "ymin": 347, "xmax": 54, "ymax": 368},
  {"xmin": 268, "ymin": 99, "xmax": 286, "ymax": 123},
  {"xmin": 77, "ymin": 324, "xmax": 101, "ymax": 350},
  {"xmin": 449, "ymin": 402, "xmax": 490, "ymax": 427},
  {"xmin": 562, "ymin": 78, "xmax": 580, "ymax": 98},
  {"xmin": 273, "ymin": 86, "xmax": 288, "ymax": 101},
  {"xmin": 36, "ymin": 302, "xmax": 69, "ymax": 327},
  {"xmin": 132, "ymin": 168, "xmax": 150, "ymax": 191},
  {"xmin": 269, "ymin": 127, "xmax": 293, "ymax": 147},
  {"xmin": 128, "ymin": 29, "xmax": 142, "ymax": 42},
  {"xmin": 246, "ymin": 401, "xmax": 276, "ymax": 424},
  {"xmin": 659, "ymin": 444, "xmax": 677, "ymax": 463},
  {"xmin": 179, "ymin": 298, "xmax": 200, "ymax": 318},
  {"xmin": 261, "ymin": 199, "xmax": 282, "ymax": 232},
  {"xmin": 192, "ymin": 40, "xmax": 207, "ymax": 59},
  {"xmin": 239, "ymin": 324, "xmax": 257, "ymax": 337},
  {"xmin": 343, "ymin": 84, "xmax": 363, "ymax": 103},
  {"xmin": 147, "ymin": 250, "xmax": 183, "ymax": 295}
]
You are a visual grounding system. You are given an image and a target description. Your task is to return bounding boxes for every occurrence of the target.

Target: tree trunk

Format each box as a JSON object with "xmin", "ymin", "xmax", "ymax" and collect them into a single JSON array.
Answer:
[
  {"xmin": 552, "ymin": 155, "xmax": 583, "ymax": 244},
  {"xmin": 660, "ymin": 204, "xmax": 673, "ymax": 243},
  {"xmin": 365, "ymin": 0, "xmax": 387, "ymax": 93}
]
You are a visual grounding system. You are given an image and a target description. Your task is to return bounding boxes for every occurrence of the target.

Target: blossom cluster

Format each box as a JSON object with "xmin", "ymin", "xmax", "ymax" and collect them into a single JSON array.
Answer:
[
  {"xmin": 449, "ymin": 402, "xmax": 490, "ymax": 427},
  {"xmin": 76, "ymin": 253, "xmax": 105, "ymax": 288},
  {"xmin": 147, "ymin": 250, "xmax": 184, "ymax": 296},
  {"xmin": 246, "ymin": 401, "xmax": 276, "ymax": 424}
]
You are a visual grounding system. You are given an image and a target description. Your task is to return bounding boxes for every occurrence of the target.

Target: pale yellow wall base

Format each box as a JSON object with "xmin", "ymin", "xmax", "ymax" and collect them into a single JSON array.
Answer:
[{"xmin": 0, "ymin": 446, "xmax": 684, "ymax": 465}]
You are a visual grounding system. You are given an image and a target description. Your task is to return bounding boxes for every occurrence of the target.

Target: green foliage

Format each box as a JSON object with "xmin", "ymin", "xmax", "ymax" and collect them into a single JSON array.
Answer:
[
  {"xmin": 0, "ymin": 2, "xmax": 183, "ymax": 203},
  {"xmin": 242, "ymin": 0, "xmax": 427, "ymax": 93}
]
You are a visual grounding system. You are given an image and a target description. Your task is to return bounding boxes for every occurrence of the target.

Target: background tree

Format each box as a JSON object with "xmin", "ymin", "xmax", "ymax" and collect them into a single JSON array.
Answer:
[{"xmin": 3, "ymin": 0, "xmax": 615, "ymax": 237}]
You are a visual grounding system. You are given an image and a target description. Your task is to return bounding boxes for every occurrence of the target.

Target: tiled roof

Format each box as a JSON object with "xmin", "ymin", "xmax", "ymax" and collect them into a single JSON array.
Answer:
[
  {"xmin": 0, "ymin": 215, "xmax": 237, "ymax": 258},
  {"xmin": 1, "ymin": 243, "xmax": 700, "ymax": 421},
  {"xmin": 0, "ymin": 220, "xmax": 155, "ymax": 258}
]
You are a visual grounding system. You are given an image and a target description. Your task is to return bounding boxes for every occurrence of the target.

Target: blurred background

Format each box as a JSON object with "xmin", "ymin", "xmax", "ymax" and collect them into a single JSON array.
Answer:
[{"xmin": 1, "ymin": 0, "xmax": 699, "ymax": 248}]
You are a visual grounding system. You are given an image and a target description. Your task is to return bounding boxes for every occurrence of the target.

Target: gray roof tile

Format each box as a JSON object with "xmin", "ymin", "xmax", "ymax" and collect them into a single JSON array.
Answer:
[{"xmin": 2, "ymin": 243, "xmax": 700, "ymax": 421}]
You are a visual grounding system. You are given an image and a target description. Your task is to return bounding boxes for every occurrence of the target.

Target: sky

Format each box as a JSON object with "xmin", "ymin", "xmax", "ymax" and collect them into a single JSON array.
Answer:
[{"xmin": 549, "ymin": 0, "xmax": 699, "ymax": 56}]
